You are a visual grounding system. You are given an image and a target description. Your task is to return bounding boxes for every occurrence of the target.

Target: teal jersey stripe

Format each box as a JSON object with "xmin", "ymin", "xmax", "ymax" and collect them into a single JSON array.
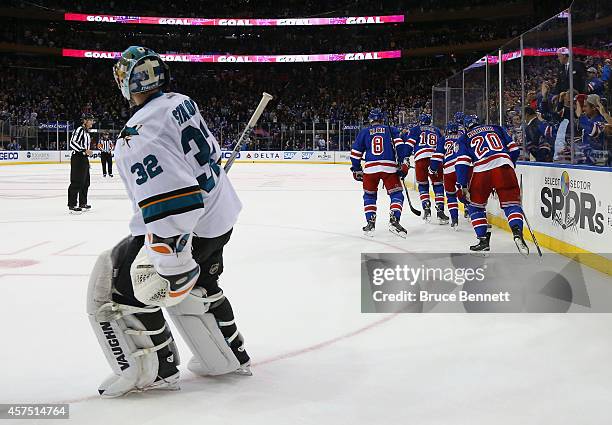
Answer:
[{"xmin": 141, "ymin": 192, "xmax": 204, "ymax": 223}]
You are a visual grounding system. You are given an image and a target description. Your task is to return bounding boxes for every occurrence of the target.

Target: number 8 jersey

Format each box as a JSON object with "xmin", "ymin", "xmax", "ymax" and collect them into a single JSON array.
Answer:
[
  {"xmin": 350, "ymin": 124, "xmax": 403, "ymax": 173},
  {"xmin": 115, "ymin": 91, "xmax": 242, "ymax": 241}
]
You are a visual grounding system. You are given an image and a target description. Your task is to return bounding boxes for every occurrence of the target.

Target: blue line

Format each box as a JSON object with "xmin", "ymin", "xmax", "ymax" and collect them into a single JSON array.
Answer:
[{"xmin": 517, "ymin": 161, "xmax": 612, "ymax": 173}]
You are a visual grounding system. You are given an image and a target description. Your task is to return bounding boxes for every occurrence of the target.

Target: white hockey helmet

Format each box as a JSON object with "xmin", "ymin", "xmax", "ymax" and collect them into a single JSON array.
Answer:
[{"xmin": 113, "ymin": 46, "xmax": 170, "ymax": 101}]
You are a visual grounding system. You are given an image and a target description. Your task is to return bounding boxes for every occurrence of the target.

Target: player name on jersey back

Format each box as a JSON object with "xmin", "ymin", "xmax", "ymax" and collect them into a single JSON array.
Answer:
[{"xmin": 462, "ymin": 125, "xmax": 517, "ymax": 173}]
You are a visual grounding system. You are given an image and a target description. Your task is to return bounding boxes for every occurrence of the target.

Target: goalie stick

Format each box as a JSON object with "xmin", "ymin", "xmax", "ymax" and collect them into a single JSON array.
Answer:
[
  {"xmin": 223, "ymin": 92, "xmax": 273, "ymax": 174},
  {"xmin": 520, "ymin": 174, "xmax": 543, "ymax": 257}
]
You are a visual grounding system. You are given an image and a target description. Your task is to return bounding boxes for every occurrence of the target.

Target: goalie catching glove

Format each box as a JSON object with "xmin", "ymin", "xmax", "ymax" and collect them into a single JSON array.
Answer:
[{"xmin": 131, "ymin": 233, "xmax": 200, "ymax": 307}]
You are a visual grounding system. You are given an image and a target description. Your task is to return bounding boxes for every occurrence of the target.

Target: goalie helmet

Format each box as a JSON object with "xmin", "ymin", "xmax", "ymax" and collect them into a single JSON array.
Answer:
[{"xmin": 113, "ymin": 46, "xmax": 170, "ymax": 101}]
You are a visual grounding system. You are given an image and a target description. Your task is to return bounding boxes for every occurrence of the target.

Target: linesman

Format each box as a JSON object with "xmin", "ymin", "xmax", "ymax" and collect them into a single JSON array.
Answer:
[
  {"xmin": 67, "ymin": 113, "xmax": 94, "ymax": 213},
  {"xmin": 98, "ymin": 131, "xmax": 114, "ymax": 177}
]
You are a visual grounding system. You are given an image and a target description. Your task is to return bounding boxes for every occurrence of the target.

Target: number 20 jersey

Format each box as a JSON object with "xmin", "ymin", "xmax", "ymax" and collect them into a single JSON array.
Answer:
[
  {"xmin": 114, "ymin": 91, "xmax": 242, "ymax": 243},
  {"xmin": 455, "ymin": 125, "xmax": 519, "ymax": 174},
  {"xmin": 350, "ymin": 124, "xmax": 402, "ymax": 174}
]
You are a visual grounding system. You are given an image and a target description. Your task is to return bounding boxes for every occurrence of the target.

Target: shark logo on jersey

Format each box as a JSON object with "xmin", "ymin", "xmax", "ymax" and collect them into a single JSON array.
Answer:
[{"xmin": 118, "ymin": 124, "xmax": 143, "ymax": 146}]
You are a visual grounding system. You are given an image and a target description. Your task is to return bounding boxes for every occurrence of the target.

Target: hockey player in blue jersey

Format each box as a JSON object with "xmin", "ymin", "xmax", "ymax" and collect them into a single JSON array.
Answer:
[
  {"xmin": 350, "ymin": 108, "xmax": 407, "ymax": 237},
  {"xmin": 429, "ymin": 122, "xmax": 469, "ymax": 229},
  {"xmin": 455, "ymin": 114, "xmax": 529, "ymax": 254},
  {"xmin": 402, "ymin": 113, "xmax": 449, "ymax": 224},
  {"xmin": 454, "ymin": 111, "xmax": 466, "ymax": 134}
]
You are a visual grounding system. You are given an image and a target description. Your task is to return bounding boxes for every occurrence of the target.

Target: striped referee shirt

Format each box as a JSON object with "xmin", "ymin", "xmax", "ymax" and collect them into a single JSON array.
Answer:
[
  {"xmin": 70, "ymin": 126, "xmax": 91, "ymax": 154},
  {"xmin": 99, "ymin": 138, "xmax": 114, "ymax": 153}
]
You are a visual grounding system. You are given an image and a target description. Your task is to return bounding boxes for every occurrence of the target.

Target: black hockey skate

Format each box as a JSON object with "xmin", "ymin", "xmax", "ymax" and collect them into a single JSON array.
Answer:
[
  {"xmin": 470, "ymin": 232, "xmax": 491, "ymax": 256},
  {"xmin": 362, "ymin": 213, "xmax": 376, "ymax": 237},
  {"xmin": 511, "ymin": 225, "xmax": 529, "ymax": 256},
  {"xmin": 68, "ymin": 206, "xmax": 82, "ymax": 214},
  {"xmin": 80, "ymin": 204, "xmax": 92, "ymax": 211},
  {"xmin": 389, "ymin": 213, "xmax": 407, "ymax": 238},
  {"xmin": 435, "ymin": 206, "xmax": 449, "ymax": 225},
  {"xmin": 450, "ymin": 217, "xmax": 459, "ymax": 230},
  {"xmin": 422, "ymin": 201, "xmax": 432, "ymax": 222}
]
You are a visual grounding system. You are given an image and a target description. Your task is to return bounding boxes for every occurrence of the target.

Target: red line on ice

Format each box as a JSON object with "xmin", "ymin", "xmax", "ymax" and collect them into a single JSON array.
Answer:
[
  {"xmin": 0, "ymin": 241, "xmax": 50, "ymax": 255},
  {"xmin": 54, "ymin": 313, "xmax": 399, "ymax": 405}
]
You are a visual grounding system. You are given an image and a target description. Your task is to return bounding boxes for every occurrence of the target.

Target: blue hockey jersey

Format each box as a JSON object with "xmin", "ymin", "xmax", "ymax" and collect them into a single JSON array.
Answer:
[
  {"xmin": 430, "ymin": 134, "xmax": 462, "ymax": 174},
  {"xmin": 403, "ymin": 124, "xmax": 445, "ymax": 162},
  {"xmin": 351, "ymin": 124, "xmax": 403, "ymax": 174},
  {"xmin": 455, "ymin": 125, "xmax": 519, "ymax": 186}
]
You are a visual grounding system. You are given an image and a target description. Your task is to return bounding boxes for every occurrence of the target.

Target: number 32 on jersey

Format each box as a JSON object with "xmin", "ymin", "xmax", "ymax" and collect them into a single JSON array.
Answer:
[{"xmin": 130, "ymin": 121, "xmax": 220, "ymax": 194}]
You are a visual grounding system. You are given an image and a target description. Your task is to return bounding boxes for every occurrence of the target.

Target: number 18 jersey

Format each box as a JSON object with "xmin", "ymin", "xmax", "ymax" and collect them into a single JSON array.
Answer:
[
  {"xmin": 350, "ymin": 124, "xmax": 402, "ymax": 174},
  {"xmin": 404, "ymin": 125, "xmax": 445, "ymax": 162}
]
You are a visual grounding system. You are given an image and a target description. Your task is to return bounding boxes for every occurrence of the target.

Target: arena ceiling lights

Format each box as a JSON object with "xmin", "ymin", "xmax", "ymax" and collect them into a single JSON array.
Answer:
[
  {"xmin": 63, "ymin": 49, "xmax": 402, "ymax": 63},
  {"xmin": 64, "ymin": 13, "xmax": 404, "ymax": 26}
]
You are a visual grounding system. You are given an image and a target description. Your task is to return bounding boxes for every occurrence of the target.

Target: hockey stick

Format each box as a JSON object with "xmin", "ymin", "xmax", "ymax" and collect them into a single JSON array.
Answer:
[
  {"xmin": 400, "ymin": 172, "xmax": 422, "ymax": 217},
  {"xmin": 390, "ymin": 124, "xmax": 421, "ymax": 217},
  {"xmin": 224, "ymin": 92, "xmax": 274, "ymax": 174},
  {"xmin": 520, "ymin": 174, "xmax": 543, "ymax": 257}
]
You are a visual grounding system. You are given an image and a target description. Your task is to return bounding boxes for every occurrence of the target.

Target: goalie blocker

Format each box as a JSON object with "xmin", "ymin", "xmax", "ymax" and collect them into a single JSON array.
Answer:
[{"xmin": 87, "ymin": 232, "xmax": 250, "ymax": 398}]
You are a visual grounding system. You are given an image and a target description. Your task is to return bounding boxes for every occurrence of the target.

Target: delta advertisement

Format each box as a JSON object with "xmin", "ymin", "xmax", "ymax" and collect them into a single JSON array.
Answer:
[
  {"xmin": 487, "ymin": 163, "xmax": 612, "ymax": 256},
  {"xmin": 64, "ymin": 13, "xmax": 404, "ymax": 26},
  {"xmin": 62, "ymin": 49, "xmax": 401, "ymax": 63},
  {"xmin": 219, "ymin": 150, "xmax": 336, "ymax": 163}
]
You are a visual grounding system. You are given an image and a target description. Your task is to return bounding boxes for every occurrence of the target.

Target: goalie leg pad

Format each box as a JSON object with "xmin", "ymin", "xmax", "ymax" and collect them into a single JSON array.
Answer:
[
  {"xmin": 167, "ymin": 288, "xmax": 240, "ymax": 376},
  {"xmin": 87, "ymin": 249, "xmax": 180, "ymax": 397}
]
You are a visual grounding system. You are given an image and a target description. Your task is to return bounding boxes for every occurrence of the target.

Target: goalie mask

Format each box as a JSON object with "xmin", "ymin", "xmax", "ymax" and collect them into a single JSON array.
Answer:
[{"xmin": 113, "ymin": 46, "xmax": 170, "ymax": 102}]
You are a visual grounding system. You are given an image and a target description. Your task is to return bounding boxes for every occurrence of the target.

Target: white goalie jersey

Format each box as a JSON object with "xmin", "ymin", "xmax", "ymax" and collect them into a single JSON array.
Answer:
[{"xmin": 114, "ymin": 91, "xmax": 242, "ymax": 275}]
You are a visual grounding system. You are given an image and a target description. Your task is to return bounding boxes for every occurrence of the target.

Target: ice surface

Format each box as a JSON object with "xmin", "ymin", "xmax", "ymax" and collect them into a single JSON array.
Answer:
[{"xmin": 0, "ymin": 163, "xmax": 610, "ymax": 424}]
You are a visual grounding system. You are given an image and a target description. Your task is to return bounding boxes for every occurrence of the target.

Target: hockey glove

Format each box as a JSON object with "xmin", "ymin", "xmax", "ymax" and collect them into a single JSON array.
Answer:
[
  {"xmin": 131, "ymin": 245, "xmax": 200, "ymax": 307},
  {"xmin": 351, "ymin": 167, "xmax": 364, "ymax": 181},
  {"xmin": 397, "ymin": 159, "xmax": 410, "ymax": 178}
]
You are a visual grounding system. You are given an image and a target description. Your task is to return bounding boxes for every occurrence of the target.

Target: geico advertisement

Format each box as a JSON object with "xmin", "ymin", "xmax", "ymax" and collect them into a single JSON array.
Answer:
[
  {"xmin": 0, "ymin": 151, "xmax": 20, "ymax": 162},
  {"xmin": 0, "ymin": 151, "xmax": 60, "ymax": 163},
  {"xmin": 519, "ymin": 164, "xmax": 611, "ymax": 254}
]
